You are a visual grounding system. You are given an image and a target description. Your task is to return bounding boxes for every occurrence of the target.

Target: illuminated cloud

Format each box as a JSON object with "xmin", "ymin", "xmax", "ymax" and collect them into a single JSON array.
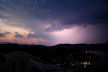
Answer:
[
  {"xmin": 14, "ymin": 37, "xmax": 48, "ymax": 45},
  {"xmin": 0, "ymin": 0, "xmax": 108, "ymax": 45},
  {"xmin": 50, "ymin": 24, "xmax": 108, "ymax": 45}
]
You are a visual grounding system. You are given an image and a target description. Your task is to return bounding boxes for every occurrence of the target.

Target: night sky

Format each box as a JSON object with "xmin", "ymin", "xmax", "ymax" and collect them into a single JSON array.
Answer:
[{"xmin": 0, "ymin": 0, "xmax": 108, "ymax": 45}]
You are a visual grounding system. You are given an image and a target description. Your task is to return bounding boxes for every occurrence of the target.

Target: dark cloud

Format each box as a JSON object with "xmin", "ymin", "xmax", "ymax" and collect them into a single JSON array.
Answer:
[
  {"xmin": 37, "ymin": 0, "xmax": 108, "ymax": 31},
  {"xmin": 0, "ymin": 33, "xmax": 5, "ymax": 37},
  {"xmin": 4, "ymin": 32, "xmax": 11, "ymax": 34},
  {"xmin": 15, "ymin": 32, "xmax": 23, "ymax": 38},
  {"xmin": 1, "ymin": 0, "xmax": 108, "ymax": 26},
  {"xmin": 89, "ymin": 11, "xmax": 108, "ymax": 24},
  {"xmin": 0, "ymin": 32, "xmax": 11, "ymax": 37},
  {"xmin": 45, "ymin": 22, "xmax": 71, "ymax": 31},
  {"xmin": 28, "ymin": 31, "xmax": 48, "ymax": 39},
  {"xmin": 27, "ymin": 31, "xmax": 39, "ymax": 38},
  {"xmin": 28, "ymin": 33, "xmax": 37, "ymax": 38}
]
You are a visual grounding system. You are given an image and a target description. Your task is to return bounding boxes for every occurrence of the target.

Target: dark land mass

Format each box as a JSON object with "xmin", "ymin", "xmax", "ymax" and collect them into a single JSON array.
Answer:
[{"xmin": 0, "ymin": 42, "xmax": 108, "ymax": 72}]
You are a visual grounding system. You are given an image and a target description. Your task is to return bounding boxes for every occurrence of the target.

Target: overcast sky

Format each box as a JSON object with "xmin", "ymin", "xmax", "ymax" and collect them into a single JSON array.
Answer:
[{"xmin": 0, "ymin": 0, "xmax": 108, "ymax": 45}]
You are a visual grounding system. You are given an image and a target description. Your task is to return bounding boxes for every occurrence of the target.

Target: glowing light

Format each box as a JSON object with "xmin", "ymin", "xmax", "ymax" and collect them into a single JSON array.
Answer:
[
  {"xmin": 88, "ymin": 61, "xmax": 91, "ymax": 65},
  {"xmin": 50, "ymin": 26, "xmax": 85, "ymax": 44},
  {"xmin": 81, "ymin": 61, "xmax": 91, "ymax": 65},
  {"xmin": 0, "ymin": 22, "xmax": 30, "ymax": 34}
]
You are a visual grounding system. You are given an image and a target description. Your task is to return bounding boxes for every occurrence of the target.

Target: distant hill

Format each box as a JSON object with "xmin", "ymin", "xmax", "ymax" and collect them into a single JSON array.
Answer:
[{"xmin": 0, "ymin": 42, "xmax": 108, "ymax": 55}]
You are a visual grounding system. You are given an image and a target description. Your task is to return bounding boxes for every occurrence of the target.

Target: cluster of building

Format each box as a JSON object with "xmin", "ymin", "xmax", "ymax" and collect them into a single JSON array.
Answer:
[{"xmin": 0, "ymin": 50, "xmax": 94, "ymax": 72}]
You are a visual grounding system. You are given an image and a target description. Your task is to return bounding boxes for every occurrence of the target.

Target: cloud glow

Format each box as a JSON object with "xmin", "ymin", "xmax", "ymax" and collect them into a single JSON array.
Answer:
[{"xmin": 0, "ymin": 0, "xmax": 108, "ymax": 45}]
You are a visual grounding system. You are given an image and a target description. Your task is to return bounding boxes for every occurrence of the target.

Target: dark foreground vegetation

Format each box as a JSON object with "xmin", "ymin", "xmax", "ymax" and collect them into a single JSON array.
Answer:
[{"xmin": 0, "ymin": 42, "xmax": 108, "ymax": 72}]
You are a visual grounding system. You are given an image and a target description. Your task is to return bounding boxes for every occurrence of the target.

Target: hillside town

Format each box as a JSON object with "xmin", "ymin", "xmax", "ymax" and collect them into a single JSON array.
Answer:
[{"xmin": 0, "ymin": 43, "xmax": 103, "ymax": 72}]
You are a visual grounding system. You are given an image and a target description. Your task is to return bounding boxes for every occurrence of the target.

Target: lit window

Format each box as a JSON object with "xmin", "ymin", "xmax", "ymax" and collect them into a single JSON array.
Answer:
[{"xmin": 88, "ymin": 61, "xmax": 91, "ymax": 65}]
